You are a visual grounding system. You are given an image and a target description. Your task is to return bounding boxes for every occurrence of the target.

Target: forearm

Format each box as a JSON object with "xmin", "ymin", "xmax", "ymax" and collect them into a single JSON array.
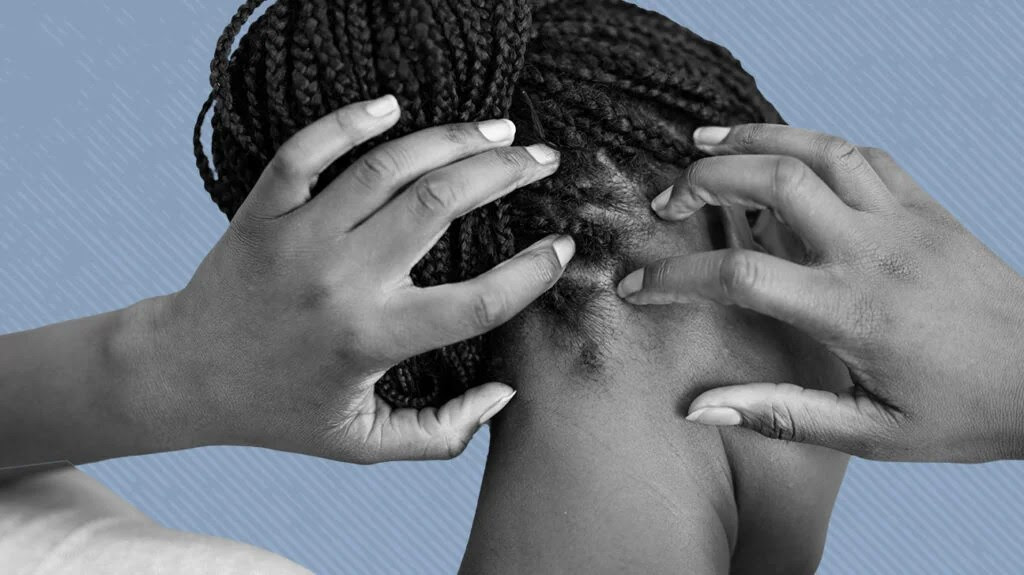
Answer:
[
  {"xmin": 0, "ymin": 465, "xmax": 312, "ymax": 574},
  {"xmin": 0, "ymin": 295, "xmax": 201, "ymax": 467}
]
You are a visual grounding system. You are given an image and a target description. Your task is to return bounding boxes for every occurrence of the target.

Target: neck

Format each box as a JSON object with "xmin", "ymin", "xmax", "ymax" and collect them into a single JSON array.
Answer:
[{"xmin": 460, "ymin": 303, "xmax": 758, "ymax": 574}]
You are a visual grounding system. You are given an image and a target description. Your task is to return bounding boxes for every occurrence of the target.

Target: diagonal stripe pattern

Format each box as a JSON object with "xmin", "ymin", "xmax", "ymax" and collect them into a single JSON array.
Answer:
[{"xmin": 2, "ymin": 1, "xmax": 1024, "ymax": 573}]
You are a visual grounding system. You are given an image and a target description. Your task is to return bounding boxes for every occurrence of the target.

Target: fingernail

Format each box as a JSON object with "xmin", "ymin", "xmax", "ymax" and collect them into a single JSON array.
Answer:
[
  {"xmin": 479, "ymin": 391, "xmax": 517, "ymax": 426},
  {"xmin": 651, "ymin": 186, "xmax": 672, "ymax": 212},
  {"xmin": 617, "ymin": 268, "xmax": 644, "ymax": 299},
  {"xmin": 366, "ymin": 94, "xmax": 399, "ymax": 117},
  {"xmin": 526, "ymin": 144, "xmax": 560, "ymax": 165},
  {"xmin": 687, "ymin": 406, "xmax": 742, "ymax": 426},
  {"xmin": 478, "ymin": 119, "xmax": 516, "ymax": 142},
  {"xmin": 693, "ymin": 126, "xmax": 731, "ymax": 147},
  {"xmin": 552, "ymin": 235, "xmax": 575, "ymax": 267}
]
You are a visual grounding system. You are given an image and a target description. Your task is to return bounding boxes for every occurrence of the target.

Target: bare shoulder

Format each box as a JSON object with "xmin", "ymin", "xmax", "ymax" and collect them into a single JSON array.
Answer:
[{"xmin": 0, "ymin": 465, "xmax": 311, "ymax": 575}]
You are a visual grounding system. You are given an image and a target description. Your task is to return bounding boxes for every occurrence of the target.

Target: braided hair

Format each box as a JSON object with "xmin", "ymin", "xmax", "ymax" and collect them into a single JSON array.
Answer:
[{"xmin": 194, "ymin": 0, "xmax": 783, "ymax": 408}]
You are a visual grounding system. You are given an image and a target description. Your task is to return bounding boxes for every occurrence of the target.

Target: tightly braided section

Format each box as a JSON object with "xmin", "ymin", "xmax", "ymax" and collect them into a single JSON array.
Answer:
[{"xmin": 194, "ymin": 0, "xmax": 782, "ymax": 408}]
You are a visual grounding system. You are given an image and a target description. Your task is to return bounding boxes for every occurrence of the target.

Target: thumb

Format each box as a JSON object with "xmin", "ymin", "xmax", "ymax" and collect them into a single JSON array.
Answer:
[
  {"xmin": 686, "ymin": 382, "xmax": 898, "ymax": 458},
  {"xmin": 375, "ymin": 382, "xmax": 516, "ymax": 462}
]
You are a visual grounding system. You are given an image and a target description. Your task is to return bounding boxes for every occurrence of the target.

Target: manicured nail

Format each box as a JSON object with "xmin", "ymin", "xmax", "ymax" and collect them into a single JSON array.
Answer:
[
  {"xmin": 526, "ymin": 144, "xmax": 560, "ymax": 165},
  {"xmin": 552, "ymin": 235, "xmax": 575, "ymax": 267},
  {"xmin": 478, "ymin": 119, "xmax": 516, "ymax": 142},
  {"xmin": 479, "ymin": 391, "xmax": 517, "ymax": 426},
  {"xmin": 687, "ymin": 406, "xmax": 743, "ymax": 426},
  {"xmin": 651, "ymin": 186, "xmax": 673, "ymax": 212},
  {"xmin": 617, "ymin": 268, "xmax": 644, "ymax": 299},
  {"xmin": 694, "ymin": 126, "xmax": 731, "ymax": 147},
  {"xmin": 365, "ymin": 94, "xmax": 399, "ymax": 117}
]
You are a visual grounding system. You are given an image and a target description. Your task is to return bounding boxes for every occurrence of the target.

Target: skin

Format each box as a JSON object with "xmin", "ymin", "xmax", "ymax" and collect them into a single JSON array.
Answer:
[
  {"xmin": 0, "ymin": 465, "xmax": 311, "ymax": 574},
  {"xmin": 0, "ymin": 98, "xmax": 577, "ymax": 572},
  {"xmin": 0, "ymin": 96, "xmax": 575, "ymax": 469},
  {"xmin": 619, "ymin": 123, "xmax": 1024, "ymax": 463},
  {"xmin": 461, "ymin": 182, "xmax": 848, "ymax": 574}
]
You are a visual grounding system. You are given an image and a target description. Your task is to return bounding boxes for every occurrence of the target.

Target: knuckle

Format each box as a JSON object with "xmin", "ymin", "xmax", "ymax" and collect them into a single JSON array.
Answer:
[
  {"xmin": 493, "ymin": 147, "xmax": 532, "ymax": 173},
  {"xmin": 736, "ymin": 123, "xmax": 769, "ymax": 149},
  {"xmin": 471, "ymin": 290, "xmax": 509, "ymax": 331},
  {"xmin": 440, "ymin": 433, "xmax": 469, "ymax": 459},
  {"xmin": 266, "ymin": 145, "xmax": 307, "ymax": 182},
  {"xmin": 766, "ymin": 400, "xmax": 799, "ymax": 442},
  {"xmin": 815, "ymin": 135, "xmax": 864, "ymax": 174},
  {"xmin": 331, "ymin": 106, "xmax": 356, "ymax": 131},
  {"xmin": 771, "ymin": 156, "xmax": 810, "ymax": 203},
  {"xmin": 718, "ymin": 249, "xmax": 762, "ymax": 300},
  {"xmin": 329, "ymin": 108, "xmax": 364, "ymax": 144},
  {"xmin": 410, "ymin": 174, "xmax": 459, "ymax": 218},
  {"xmin": 442, "ymin": 123, "xmax": 470, "ymax": 145},
  {"xmin": 353, "ymin": 148, "xmax": 403, "ymax": 187}
]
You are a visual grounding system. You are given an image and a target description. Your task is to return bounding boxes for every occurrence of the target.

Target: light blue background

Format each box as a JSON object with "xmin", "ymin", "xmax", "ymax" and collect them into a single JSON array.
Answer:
[{"xmin": 2, "ymin": 1, "xmax": 1023, "ymax": 573}]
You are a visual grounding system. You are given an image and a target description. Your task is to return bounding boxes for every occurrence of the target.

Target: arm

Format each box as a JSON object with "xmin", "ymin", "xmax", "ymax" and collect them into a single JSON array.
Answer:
[
  {"xmin": 2, "ymin": 98, "xmax": 571, "ymax": 468},
  {"xmin": 0, "ymin": 465, "xmax": 311, "ymax": 574},
  {"xmin": 0, "ymin": 297, "xmax": 189, "ymax": 468}
]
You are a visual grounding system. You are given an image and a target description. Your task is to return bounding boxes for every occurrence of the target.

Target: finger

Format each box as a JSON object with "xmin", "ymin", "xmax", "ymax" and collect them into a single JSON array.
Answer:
[
  {"xmin": 693, "ymin": 124, "xmax": 898, "ymax": 214},
  {"xmin": 383, "ymin": 234, "xmax": 574, "ymax": 358},
  {"xmin": 310, "ymin": 119, "xmax": 519, "ymax": 231},
  {"xmin": 239, "ymin": 95, "xmax": 401, "ymax": 220},
  {"xmin": 617, "ymin": 249, "xmax": 848, "ymax": 339},
  {"xmin": 374, "ymin": 383, "xmax": 516, "ymax": 461},
  {"xmin": 685, "ymin": 382, "xmax": 900, "ymax": 460},
  {"xmin": 720, "ymin": 206, "xmax": 757, "ymax": 250},
  {"xmin": 354, "ymin": 144, "xmax": 561, "ymax": 277},
  {"xmin": 857, "ymin": 146, "xmax": 934, "ymax": 208},
  {"xmin": 654, "ymin": 154, "xmax": 858, "ymax": 253}
]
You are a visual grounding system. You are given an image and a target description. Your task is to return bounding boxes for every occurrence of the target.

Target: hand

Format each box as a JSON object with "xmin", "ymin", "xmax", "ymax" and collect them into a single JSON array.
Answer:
[
  {"xmin": 617, "ymin": 123, "xmax": 1024, "ymax": 462},
  {"xmin": 150, "ymin": 95, "xmax": 573, "ymax": 464}
]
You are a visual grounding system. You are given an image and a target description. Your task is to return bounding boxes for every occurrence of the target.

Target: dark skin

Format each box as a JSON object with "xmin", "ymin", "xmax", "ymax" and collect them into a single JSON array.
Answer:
[
  {"xmin": 620, "ymin": 123, "xmax": 1024, "ymax": 463},
  {"xmin": 1, "ymin": 98, "xmax": 576, "ymax": 573},
  {"xmin": 0, "ymin": 97, "xmax": 575, "ymax": 470},
  {"xmin": 461, "ymin": 177, "xmax": 848, "ymax": 574}
]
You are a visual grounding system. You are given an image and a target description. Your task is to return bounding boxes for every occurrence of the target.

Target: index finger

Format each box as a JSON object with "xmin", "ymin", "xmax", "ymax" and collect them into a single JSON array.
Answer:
[
  {"xmin": 617, "ymin": 249, "xmax": 848, "ymax": 340},
  {"xmin": 383, "ymin": 235, "xmax": 574, "ymax": 359},
  {"xmin": 240, "ymin": 95, "xmax": 401, "ymax": 220},
  {"xmin": 694, "ymin": 124, "xmax": 898, "ymax": 214}
]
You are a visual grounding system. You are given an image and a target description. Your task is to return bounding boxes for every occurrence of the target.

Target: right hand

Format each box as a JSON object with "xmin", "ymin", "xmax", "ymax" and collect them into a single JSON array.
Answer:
[
  {"xmin": 148, "ymin": 95, "xmax": 573, "ymax": 464},
  {"xmin": 618, "ymin": 123, "xmax": 1024, "ymax": 462}
]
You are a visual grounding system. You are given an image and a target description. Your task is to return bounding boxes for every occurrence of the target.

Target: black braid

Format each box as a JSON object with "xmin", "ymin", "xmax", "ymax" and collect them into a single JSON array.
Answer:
[{"xmin": 194, "ymin": 0, "xmax": 783, "ymax": 408}]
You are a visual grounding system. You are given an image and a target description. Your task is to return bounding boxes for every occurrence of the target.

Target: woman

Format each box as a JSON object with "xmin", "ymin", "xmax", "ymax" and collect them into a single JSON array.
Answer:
[{"xmin": 195, "ymin": 0, "xmax": 849, "ymax": 572}]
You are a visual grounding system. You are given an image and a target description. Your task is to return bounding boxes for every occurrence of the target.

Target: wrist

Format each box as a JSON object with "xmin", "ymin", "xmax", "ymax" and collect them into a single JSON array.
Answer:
[{"xmin": 110, "ymin": 293, "xmax": 216, "ymax": 453}]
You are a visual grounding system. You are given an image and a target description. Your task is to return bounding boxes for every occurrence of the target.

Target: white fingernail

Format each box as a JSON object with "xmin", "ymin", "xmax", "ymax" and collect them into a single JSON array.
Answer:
[
  {"xmin": 478, "ymin": 119, "xmax": 516, "ymax": 142},
  {"xmin": 526, "ymin": 144, "xmax": 560, "ymax": 165},
  {"xmin": 651, "ymin": 186, "xmax": 672, "ymax": 212},
  {"xmin": 693, "ymin": 126, "xmax": 730, "ymax": 147},
  {"xmin": 552, "ymin": 235, "xmax": 575, "ymax": 267},
  {"xmin": 365, "ymin": 94, "xmax": 399, "ymax": 117},
  {"xmin": 687, "ymin": 406, "xmax": 742, "ymax": 426},
  {"xmin": 478, "ymin": 391, "xmax": 517, "ymax": 426},
  {"xmin": 617, "ymin": 268, "xmax": 644, "ymax": 299}
]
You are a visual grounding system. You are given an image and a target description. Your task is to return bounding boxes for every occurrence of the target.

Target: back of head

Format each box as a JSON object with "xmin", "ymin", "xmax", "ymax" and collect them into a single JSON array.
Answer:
[{"xmin": 195, "ymin": 0, "xmax": 783, "ymax": 408}]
